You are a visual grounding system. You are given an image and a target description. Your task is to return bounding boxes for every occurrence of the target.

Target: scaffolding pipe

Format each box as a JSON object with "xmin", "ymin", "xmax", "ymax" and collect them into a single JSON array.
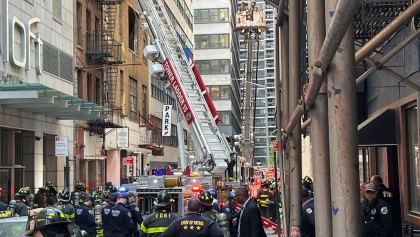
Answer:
[
  {"xmin": 327, "ymin": 15, "xmax": 361, "ymax": 237},
  {"xmin": 289, "ymin": 0, "xmax": 302, "ymax": 236},
  {"xmin": 281, "ymin": 0, "xmax": 360, "ymax": 144},
  {"xmin": 279, "ymin": 19, "xmax": 290, "ymax": 237},
  {"xmin": 307, "ymin": 0, "xmax": 332, "ymax": 236},
  {"xmin": 355, "ymin": 0, "xmax": 420, "ymax": 63},
  {"xmin": 356, "ymin": 28, "xmax": 420, "ymax": 84}
]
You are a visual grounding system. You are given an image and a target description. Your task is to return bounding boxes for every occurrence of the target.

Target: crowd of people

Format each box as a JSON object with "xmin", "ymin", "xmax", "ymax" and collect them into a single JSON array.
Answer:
[{"xmin": 0, "ymin": 181, "xmax": 271, "ymax": 237}]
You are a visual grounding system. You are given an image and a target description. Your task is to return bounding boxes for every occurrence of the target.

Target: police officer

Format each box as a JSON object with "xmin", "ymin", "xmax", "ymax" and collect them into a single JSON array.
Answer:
[
  {"xmin": 126, "ymin": 191, "xmax": 143, "ymax": 237},
  {"xmin": 106, "ymin": 192, "xmax": 135, "ymax": 237},
  {"xmin": 102, "ymin": 192, "xmax": 118, "ymax": 237},
  {"xmin": 257, "ymin": 181, "xmax": 271, "ymax": 218},
  {"xmin": 198, "ymin": 191, "xmax": 219, "ymax": 221},
  {"xmin": 0, "ymin": 187, "xmax": 6, "ymax": 211},
  {"xmin": 140, "ymin": 190, "xmax": 179, "ymax": 237},
  {"xmin": 221, "ymin": 191, "xmax": 238, "ymax": 237},
  {"xmin": 161, "ymin": 198, "xmax": 224, "ymax": 237},
  {"xmin": 56, "ymin": 188, "xmax": 76, "ymax": 221},
  {"xmin": 75, "ymin": 192, "xmax": 96, "ymax": 236},
  {"xmin": 361, "ymin": 183, "xmax": 392, "ymax": 237},
  {"xmin": 301, "ymin": 187, "xmax": 315, "ymax": 237},
  {"xmin": 15, "ymin": 187, "xmax": 30, "ymax": 216}
]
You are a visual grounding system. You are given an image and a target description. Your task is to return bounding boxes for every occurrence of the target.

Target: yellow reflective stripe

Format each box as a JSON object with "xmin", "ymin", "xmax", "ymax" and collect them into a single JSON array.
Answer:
[
  {"xmin": 140, "ymin": 223, "xmax": 147, "ymax": 233},
  {"xmin": 147, "ymin": 227, "xmax": 168, "ymax": 233}
]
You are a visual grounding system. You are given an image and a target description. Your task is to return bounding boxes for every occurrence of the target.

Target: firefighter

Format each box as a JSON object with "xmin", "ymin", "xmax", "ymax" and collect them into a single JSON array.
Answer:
[
  {"xmin": 15, "ymin": 187, "xmax": 30, "ymax": 216},
  {"xmin": 198, "ymin": 191, "xmax": 220, "ymax": 221},
  {"xmin": 301, "ymin": 187, "xmax": 315, "ymax": 237},
  {"xmin": 33, "ymin": 187, "xmax": 48, "ymax": 209},
  {"xmin": 127, "ymin": 191, "xmax": 143, "ymax": 237},
  {"xmin": 140, "ymin": 190, "xmax": 179, "ymax": 237},
  {"xmin": 257, "ymin": 180, "xmax": 271, "ymax": 218},
  {"xmin": 161, "ymin": 198, "xmax": 224, "ymax": 237},
  {"xmin": 106, "ymin": 192, "xmax": 135, "ymax": 237},
  {"xmin": 75, "ymin": 192, "xmax": 96, "ymax": 236},
  {"xmin": 45, "ymin": 181, "xmax": 58, "ymax": 197},
  {"xmin": 56, "ymin": 188, "xmax": 75, "ymax": 221},
  {"xmin": 24, "ymin": 208, "xmax": 81, "ymax": 236},
  {"xmin": 302, "ymin": 176, "xmax": 314, "ymax": 193},
  {"xmin": 72, "ymin": 181, "xmax": 86, "ymax": 207}
]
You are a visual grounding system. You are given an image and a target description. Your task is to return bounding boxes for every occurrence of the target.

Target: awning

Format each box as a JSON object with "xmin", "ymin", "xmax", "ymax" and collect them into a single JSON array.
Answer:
[
  {"xmin": 358, "ymin": 109, "xmax": 397, "ymax": 146},
  {"xmin": 0, "ymin": 82, "xmax": 110, "ymax": 120}
]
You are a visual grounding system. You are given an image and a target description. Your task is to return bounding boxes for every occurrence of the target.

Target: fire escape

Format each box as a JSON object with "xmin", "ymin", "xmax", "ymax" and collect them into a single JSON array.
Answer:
[
  {"xmin": 87, "ymin": 0, "xmax": 124, "ymax": 135},
  {"xmin": 138, "ymin": 114, "xmax": 164, "ymax": 156},
  {"xmin": 355, "ymin": 0, "xmax": 410, "ymax": 42}
]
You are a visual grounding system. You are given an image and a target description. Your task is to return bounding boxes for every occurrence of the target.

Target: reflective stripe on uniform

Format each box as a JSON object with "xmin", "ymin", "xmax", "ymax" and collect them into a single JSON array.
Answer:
[{"xmin": 140, "ymin": 223, "xmax": 167, "ymax": 234}]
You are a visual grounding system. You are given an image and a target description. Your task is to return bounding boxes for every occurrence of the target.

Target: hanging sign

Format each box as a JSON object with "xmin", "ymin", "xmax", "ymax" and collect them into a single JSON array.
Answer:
[
  {"xmin": 272, "ymin": 140, "xmax": 279, "ymax": 152},
  {"xmin": 163, "ymin": 59, "xmax": 195, "ymax": 125},
  {"xmin": 162, "ymin": 105, "xmax": 172, "ymax": 136},
  {"xmin": 55, "ymin": 136, "xmax": 69, "ymax": 157},
  {"xmin": 117, "ymin": 127, "xmax": 129, "ymax": 148}
]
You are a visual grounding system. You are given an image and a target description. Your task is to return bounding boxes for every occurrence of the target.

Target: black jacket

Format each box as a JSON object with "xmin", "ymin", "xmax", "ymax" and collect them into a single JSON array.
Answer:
[
  {"xmin": 161, "ymin": 213, "xmax": 223, "ymax": 237},
  {"xmin": 140, "ymin": 209, "xmax": 179, "ymax": 237},
  {"xmin": 127, "ymin": 203, "xmax": 143, "ymax": 237},
  {"xmin": 361, "ymin": 198, "xmax": 392, "ymax": 237},
  {"xmin": 238, "ymin": 199, "xmax": 267, "ymax": 237},
  {"xmin": 75, "ymin": 203, "xmax": 96, "ymax": 236},
  {"xmin": 0, "ymin": 201, "xmax": 6, "ymax": 212},
  {"xmin": 301, "ymin": 198, "xmax": 315, "ymax": 237}
]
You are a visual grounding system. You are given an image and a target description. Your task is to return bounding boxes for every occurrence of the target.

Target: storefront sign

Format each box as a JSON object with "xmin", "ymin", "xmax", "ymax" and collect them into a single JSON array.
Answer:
[
  {"xmin": 163, "ymin": 59, "xmax": 194, "ymax": 125},
  {"xmin": 123, "ymin": 156, "xmax": 134, "ymax": 165},
  {"xmin": 2, "ymin": 0, "xmax": 43, "ymax": 74},
  {"xmin": 162, "ymin": 105, "xmax": 172, "ymax": 136},
  {"xmin": 117, "ymin": 127, "xmax": 129, "ymax": 148},
  {"xmin": 55, "ymin": 136, "xmax": 69, "ymax": 157}
]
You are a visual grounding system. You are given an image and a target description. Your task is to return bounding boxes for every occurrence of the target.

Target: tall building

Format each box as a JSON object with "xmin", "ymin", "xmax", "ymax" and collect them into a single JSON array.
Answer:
[
  {"xmin": 193, "ymin": 0, "xmax": 242, "ymax": 137},
  {"xmin": 0, "ymin": 0, "xmax": 79, "ymax": 199},
  {"xmin": 238, "ymin": 1, "xmax": 276, "ymax": 165},
  {"xmin": 74, "ymin": 0, "xmax": 151, "ymax": 188}
]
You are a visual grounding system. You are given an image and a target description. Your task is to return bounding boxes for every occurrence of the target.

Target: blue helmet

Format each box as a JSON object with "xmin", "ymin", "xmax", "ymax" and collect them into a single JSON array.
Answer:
[
  {"xmin": 207, "ymin": 189, "xmax": 217, "ymax": 199},
  {"xmin": 227, "ymin": 191, "xmax": 235, "ymax": 200}
]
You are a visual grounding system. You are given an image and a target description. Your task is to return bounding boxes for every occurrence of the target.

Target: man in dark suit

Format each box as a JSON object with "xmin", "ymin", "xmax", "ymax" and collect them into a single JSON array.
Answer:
[{"xmin": 235, "ymin": 186, "xmax": 267, "ymax": 237}]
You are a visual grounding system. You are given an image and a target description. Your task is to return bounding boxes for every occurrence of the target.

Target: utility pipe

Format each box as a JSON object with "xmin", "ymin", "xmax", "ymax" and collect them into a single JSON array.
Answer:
[
  {"xmin": 281, "ymin": 0, "xmax": 361, "ymax": 145},
  {"xmin": 307, "ymin": 0, "xmax": 332, "ymax": 236},
  {"xmin": 356, "ymin": 28, "xmax": 420, "ymax": 84},
  {"xmin": 355, "ymin": 0, "xmax": 420, "ymax": 63}
]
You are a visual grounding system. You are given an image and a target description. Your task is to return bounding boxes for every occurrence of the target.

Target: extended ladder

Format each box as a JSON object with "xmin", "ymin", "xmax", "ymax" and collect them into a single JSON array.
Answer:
[{"xmin": 139, "ymin": 0, "xmax": 231, "ymax": 174}]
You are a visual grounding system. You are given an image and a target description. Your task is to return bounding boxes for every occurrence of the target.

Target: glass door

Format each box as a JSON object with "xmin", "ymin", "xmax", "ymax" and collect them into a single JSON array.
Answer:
[{"xmin": 0, "ymin": 168, "xmax": 11, "ymax": 203}]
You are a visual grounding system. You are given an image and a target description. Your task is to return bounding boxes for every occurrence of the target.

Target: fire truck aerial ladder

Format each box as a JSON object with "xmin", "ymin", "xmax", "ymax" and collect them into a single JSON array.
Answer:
[{"xmin": 138, "ymin": 0, "xmax": 232, "ymax": 174}]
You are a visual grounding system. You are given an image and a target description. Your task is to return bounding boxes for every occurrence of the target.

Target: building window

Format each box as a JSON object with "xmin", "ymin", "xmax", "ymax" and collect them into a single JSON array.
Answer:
[
  {"xmin": 194, "ymin": 9, "xmax": 229, "ymax": 23},
  {"xmin": 95, "ymin": 78, "xmax": 101, "ymax": 104},
  {"xmin": 52, "ymin": 0, "xmax": 62, "ymax": 21},
  {"xmin": 87, "ymin": 73, "xmax": 93, "ymax": 102},
  {"xmin": 208, "ymin": 86, "xmax": 231, "ymax": 100},
  {"xmin": 407, "ymin": 106, "xmax": 420, "ymax": 213},
  {"xmin": 129, "ymin": 77, "xmax": 138, "ymax": 120},
  {"xmin": 128, "ymin": 7, "xmax": 138, "ymax": 52},
  {"xmin": 77, "ymin": 70, "xmax": 83, "ymax": 99},
  {"xmin": 142, "ymin": 86, "xmax": 147, "ymax": 116},
  {"xmin": 197, "ymin": 60, "xmax": 230, "ymax": 75},
  {"xmin": 76, "ymin": 2, "xmax": 82, "ymax": 46},
  {"xmin": 195, "ymin": 34, "xmax": 229, "ymax": 49},
  {"xmin": 219, "ymin": 111, "xmax": 231, "ymax": 124}
]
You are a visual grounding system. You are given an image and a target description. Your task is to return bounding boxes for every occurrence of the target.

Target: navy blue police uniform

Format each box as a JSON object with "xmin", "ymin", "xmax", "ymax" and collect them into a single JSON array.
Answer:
[
  {"xmin": 0, "ymin": 201, "xmax": 6, "ymax": 211},
  {"xmin": 108, "ymin": 203, "xmax": 135, "ymax": 237},
  {"xmin": 361, "ymin": 198, "xmax": 392, "ymax": 237},
  {"xmin": 301, "ymin": 197, "xmax": 315, "ymax": 237},
  {"xmin": 221, "ymin": 202, "xmax": 238, "ymax": 237},
  {"xmin": 127, "ymin": 203, "xmax": 143, "ymax": 237},
  {"xmin": 75, "ymin": 203, "xmax": 96, "ymax": 236},
  {"xmin": 161, "ymin": 213, "xmax": 224, "ymax": 237}
]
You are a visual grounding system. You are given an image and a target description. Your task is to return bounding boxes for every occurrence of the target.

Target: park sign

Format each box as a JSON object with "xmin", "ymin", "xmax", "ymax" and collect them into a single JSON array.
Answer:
[{"xmin": 162, "ymin": 105, "xmax": 172, "ymax": 136}]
